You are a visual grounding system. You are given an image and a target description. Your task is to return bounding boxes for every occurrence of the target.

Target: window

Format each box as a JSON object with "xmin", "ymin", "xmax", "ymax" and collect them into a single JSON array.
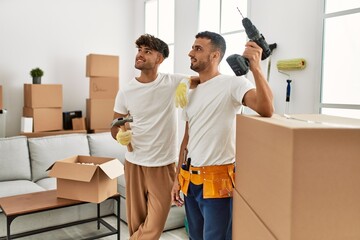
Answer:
[
  {"xmin": 320, "ymin": 0, "xmax": 360, "ymax": 118},
  {"xmin": 198, "ymin": 0, "xmax": 248, "ymax": 75},
  {"xmin": 145, "ymin": 0, "xmax": 175, "ymax": 73}
]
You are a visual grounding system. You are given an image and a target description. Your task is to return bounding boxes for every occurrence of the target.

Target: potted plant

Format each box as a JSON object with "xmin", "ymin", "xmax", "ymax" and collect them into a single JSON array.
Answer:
[{"xmin": 30, "ymin": 67, "xmax": 44, "ymax": 84}]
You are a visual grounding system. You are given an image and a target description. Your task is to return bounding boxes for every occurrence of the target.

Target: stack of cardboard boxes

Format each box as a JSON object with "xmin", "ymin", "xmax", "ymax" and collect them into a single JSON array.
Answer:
[
  {"xmin": 23, "ymin": 84, "xmax": 63, "ymax": 132},
  {"xmin": 233, "ymin": 114, "xmax": 360, "ymax": 240},
  {"xmin": 85, "ymin": 54, "xmax": 119, "ymax": 132}
]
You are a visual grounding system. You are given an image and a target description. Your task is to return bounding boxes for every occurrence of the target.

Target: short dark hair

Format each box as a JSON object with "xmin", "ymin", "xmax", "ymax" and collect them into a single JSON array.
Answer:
[
  {"xmin": 195, "ymin": 31, "xmax": 226, "ymax": 61},
  {"xmin": 135, "ymin": 34, "xmax": 169, "ymax": 59}
]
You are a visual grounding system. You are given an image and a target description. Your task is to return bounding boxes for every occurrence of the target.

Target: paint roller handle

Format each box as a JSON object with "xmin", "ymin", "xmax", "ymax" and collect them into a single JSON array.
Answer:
[{"xmin": 286, "ymin": 79, "xmax": 292, "ymax": 102}]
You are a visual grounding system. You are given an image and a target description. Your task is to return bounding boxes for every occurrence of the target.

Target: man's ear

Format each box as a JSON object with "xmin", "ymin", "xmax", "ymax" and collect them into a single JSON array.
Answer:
[
  {"xmin": 156, "ymin": 53, "xmax": 165, "ymax": 64},
  {"xmin": 211, "ymin": 50, "xmax": 220, "ymax": 62}
]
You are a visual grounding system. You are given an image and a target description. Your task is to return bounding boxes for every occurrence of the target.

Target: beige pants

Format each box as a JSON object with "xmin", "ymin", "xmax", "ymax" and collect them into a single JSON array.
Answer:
[{"xmin": 125, "ymin": 160, "xmax": 175, "ymax": 240}]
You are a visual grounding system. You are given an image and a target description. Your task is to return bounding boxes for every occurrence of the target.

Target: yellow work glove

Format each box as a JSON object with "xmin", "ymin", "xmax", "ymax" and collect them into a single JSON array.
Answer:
[
  {"xmin": 175, "ymin": 78, "xmax": 190, "ymax": 108},
  {"xmin": 116, "ymin": 129, "xmax": 132, "ymax": 146}
]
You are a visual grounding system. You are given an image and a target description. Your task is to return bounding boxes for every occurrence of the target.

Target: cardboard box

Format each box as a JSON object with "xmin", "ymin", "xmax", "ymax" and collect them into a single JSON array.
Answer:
[
  {"xmin": 0, "ymin": 85, "xmax": 3, "ymax": 109},
  {"xmin": 89, "ymin": 77, "xmax": 119, "ymax": 99},
  {"xmin": 47, "ymin": 155, "xmax": 123, "ymax": 203},
  {"xmin": 235, "ymin": 114, "xmax": 360, "ymax": 240},
  {"xmin": 233, "ymin": 189, "xmax": 276, "ymax": 240},
  {"xmin": 63, "ymin": 111, "xmax": 82, "ymax": 130},
  {"xmin": 72, "ymin": 117, "xmax": 86, "ymax": 130},
  {"xmin": 24, "ymin": 84, "xmax": 62, "ymax": 108},
  {"xmin": 23, "ymin": 107, "xmax": 62, "ymax": 132},
  {"xmin": 86, "ymin": 98, "xmax": 114, "ymax": 130},
  {"xmin": 86, "ymin": 54, "xmax": 119, "ymax": 77}
]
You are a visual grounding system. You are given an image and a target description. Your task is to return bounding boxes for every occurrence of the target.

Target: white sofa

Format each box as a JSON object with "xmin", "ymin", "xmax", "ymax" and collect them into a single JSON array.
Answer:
[{"xmin": 0, "ymin": 132, "xmax": 185, "ymax": 237}]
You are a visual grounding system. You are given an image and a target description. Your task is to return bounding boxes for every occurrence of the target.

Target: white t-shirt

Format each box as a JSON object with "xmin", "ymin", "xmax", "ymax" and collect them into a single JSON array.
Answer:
[
  {"xmin": 183, "ymin": 74, "xmax": 254, "ymax": 167},
  {"xmin": 114, "ymin": 73, "xmax": 187, "ymax": 167}
]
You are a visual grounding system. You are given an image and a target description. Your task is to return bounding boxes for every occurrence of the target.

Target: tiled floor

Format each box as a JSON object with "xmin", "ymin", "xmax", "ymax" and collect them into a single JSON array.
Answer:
[
  {"xmin": 12, "ymin": 216, "xmax": 188, "ymax": 240},
  {"xmin": 118, "ymin": 218, "xmax": 188, "ymax": 240}
]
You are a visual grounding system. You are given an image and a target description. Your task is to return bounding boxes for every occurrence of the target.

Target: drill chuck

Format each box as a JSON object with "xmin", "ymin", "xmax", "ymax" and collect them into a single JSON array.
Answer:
[
  {"xmin": 242, "ymin": 18, "xmax": 258, "ymax": 39},
  {"xmin": 242, "ymin": 18, "xmax": 272, "ymax": 60},
  {"xmin": 227, "ymin": 15, "xmax": 276, "ymax": 76}
]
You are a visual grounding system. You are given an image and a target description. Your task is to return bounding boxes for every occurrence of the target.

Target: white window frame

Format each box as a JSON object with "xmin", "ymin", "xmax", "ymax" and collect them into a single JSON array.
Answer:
[
  {"xmin": 144, "ymin": 0, "xmax": 175, "ymax": 73},
  {"xmin": 320, "ymin": 2, "xmax": 360, "ymax": 118},
  {"xmin": 198, "ymin": 0, "xmax": 249, "ymax": 75}
]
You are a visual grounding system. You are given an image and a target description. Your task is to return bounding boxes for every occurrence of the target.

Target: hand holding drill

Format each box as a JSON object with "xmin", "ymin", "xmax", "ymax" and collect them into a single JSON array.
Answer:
[{"xmin": 226, "ymin": 8, "xmax": 276, "ymax": 76}]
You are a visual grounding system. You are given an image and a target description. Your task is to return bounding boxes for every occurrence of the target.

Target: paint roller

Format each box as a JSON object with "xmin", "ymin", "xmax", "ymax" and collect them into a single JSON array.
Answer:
[
  {"xmin": 276, "ymin": 58, "xmax": 306, "ymax": 114},
  {"xmin": 277, "ymin": 58, "xmax": 306, "ymax": 71}
]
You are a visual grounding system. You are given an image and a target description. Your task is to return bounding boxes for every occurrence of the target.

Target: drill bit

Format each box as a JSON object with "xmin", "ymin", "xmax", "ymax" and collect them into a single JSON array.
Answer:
[{"xmin": 236, "ymin": 7, "xmax": 245, "ymax": 18}]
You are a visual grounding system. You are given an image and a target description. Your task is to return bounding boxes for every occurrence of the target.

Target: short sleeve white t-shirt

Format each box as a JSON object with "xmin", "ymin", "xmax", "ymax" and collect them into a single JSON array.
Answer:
[
  {"xmin": 114, "ymin": 73, "xmax": 187, "ymax": 167},
  {"xmin": 183, "ymin": 74, "xmax": 254, "ymax": 167}
]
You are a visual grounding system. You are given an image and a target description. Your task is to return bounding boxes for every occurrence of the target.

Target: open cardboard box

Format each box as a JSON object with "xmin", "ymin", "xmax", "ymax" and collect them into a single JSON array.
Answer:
[{"xmin": 47, "ymin": 155, "xmax": 123, "ymax": 203}]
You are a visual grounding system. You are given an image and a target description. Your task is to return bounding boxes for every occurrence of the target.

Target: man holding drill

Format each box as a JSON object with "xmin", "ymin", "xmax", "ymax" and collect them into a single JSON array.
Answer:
[
  {"xmin": 171, "ymin": 31, "xmax": 274, "ymax": 239},
  {"xmin": 111, "ymin": 34, "xmax": 194, "ymax": 239}
]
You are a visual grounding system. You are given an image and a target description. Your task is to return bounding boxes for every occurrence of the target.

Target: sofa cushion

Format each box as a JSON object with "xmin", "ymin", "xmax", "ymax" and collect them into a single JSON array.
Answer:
[
  {"xmin": 87, "ymin": 132, "xmax": 126, "ymax": 164},
  {"xmin": 28, "ymin": 134, "xmax": 90, "ymax": 182},
  {"xmin": 36, "ymin": 177, "xmax": 56, "ymax": 190},
  {"xmin": 0, "ymin": 180, "xmax": 45, "ymax": 198},
  {"xmin": 0, "ymin": 136, "xmax": 31, "ymax": 181}
]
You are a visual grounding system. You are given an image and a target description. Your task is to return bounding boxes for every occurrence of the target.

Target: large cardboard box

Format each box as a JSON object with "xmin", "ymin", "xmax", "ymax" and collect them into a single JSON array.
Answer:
[
  {"xmin": 235, "ymin": 114, "xmax": 360, "ymax": 240},
  {"xmin": 233, "ymin": 189, "xmax": 276, "ymax": 240},
  {"xmin": 24, "ymin": 84, "xmax": 62, "ymax": 108},
  {"xmin": 23, "ymin": 107, "xmax": 62, "ymax": 132},
  {"xmin": 0, "ymin": 85, "xmax": 3, "ymax": 109},
  {"xmin": 86, "ymin": 98, "xmax": 114, "ymax": 130},
  {"xmin": 47, "ymin": 155, "xmax": 123, "ymax": 203},
  {"xmin": 89, "ymin": 77, "xmax": 119, "ymax": 99},
  {"xmin": 86, "ymin": 54, "xmax": 119, "ymax": 78}
]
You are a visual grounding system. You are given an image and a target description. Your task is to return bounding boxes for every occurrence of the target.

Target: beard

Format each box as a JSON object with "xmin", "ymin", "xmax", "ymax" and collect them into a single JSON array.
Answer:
[
  {"xmin": 190, "ymin": 56, "xmax": 211, "ymax": 72},
  {"xmin": 135, "ymin": 60, "xmax": 152, "ymax": 71}
]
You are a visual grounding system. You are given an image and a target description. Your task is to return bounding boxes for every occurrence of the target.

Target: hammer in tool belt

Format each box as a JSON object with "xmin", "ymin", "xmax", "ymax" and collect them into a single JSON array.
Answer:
[{"xmin": 111, "ymin": 117, "xmax": 134, "ymax": 152}]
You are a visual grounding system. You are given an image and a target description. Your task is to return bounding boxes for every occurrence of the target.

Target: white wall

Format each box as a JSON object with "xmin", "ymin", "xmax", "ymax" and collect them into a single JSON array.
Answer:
[
  {"xmin": 171, "ymin": 0, "xmax": 324, "ymax": 117},
  {"xmin": 248, "ymin": 0, "xmax": 324, "ymax": 115},
  {"xmin": 0, "ymin": 0, "xmax": 136, "ymax": 137},
  {"xmin": 169, "ymin": 0, "xmax": 324, "ymax": 141},
  {"xmin": 0, "ymin": 0, "xmax": 324, "ymax": 137}
]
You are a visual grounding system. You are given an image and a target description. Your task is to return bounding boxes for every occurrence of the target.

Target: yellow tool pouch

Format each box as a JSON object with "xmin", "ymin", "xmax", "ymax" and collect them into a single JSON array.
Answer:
[
  {"xmin": 179, "ymin": 164, "xmax": 235, "ymax": 198},
  {"xmin": 178, "ymin": 168, "xmax": 190, "ymax": 196},
  {"xmin": 202, "ymin": 164, "xmax": 235, "ymax": 199}
]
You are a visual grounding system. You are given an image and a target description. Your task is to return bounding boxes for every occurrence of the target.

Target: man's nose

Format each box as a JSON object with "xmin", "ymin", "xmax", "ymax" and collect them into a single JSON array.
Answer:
[{"xmin": 188, "ymin": 50, "xmax": 193, "ymax": 57}]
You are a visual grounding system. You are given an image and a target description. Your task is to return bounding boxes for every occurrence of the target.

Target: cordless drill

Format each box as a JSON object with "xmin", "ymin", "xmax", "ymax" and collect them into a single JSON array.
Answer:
[{"xmin": 226, "ymin": 9, "xmax": 276, "ymax": 76}]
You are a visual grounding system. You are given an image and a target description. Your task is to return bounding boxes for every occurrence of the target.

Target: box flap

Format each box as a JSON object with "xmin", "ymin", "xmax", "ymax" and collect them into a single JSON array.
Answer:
[
  {"xmin": 245, "ymin": 114, "xmax": 360, "ymax": 129},
  {"xmin": 99, "ymin": 159, "xmax": 123, "ymax": 179},
  {"xmin": 48, "ymin": 161, "xmax": 97, "ymax": 182},
  {"xmin": 46, "ymin": 156, "xmax": 77, "ymax": 171}
]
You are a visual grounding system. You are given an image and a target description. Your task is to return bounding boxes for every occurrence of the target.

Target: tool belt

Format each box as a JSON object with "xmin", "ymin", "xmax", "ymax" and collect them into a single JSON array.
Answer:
[{"xmin": 178, "ymin": 163, "xmax": 235, "ymax": 199}]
